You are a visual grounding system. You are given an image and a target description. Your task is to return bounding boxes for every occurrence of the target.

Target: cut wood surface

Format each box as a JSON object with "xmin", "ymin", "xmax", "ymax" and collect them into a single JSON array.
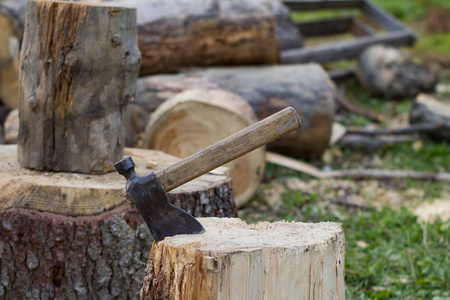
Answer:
[
  {"xmin": 0, "ymin": 0, "xmax": 25, "ymax": 109},
  {"xmin": 141, "ymin": 89, "xmax": 265, "ymax": 207},
  {"xmin": 141, "ymin": 218, "xmax": 345, "ymax": 300},
  {"xmin": 0, "ymin": 145, "xmax": 236, "ymax": 217},
  {"xmin": 81, "ymin": 0, "xmax": 286, "ymax": 75},
  {"xmin": 18, "ymin": 0, "xmax": 141, "ymax": 174},
  {"xmin": 136, "ymin": 64, "xmax": 336, "ymax": 158},
  {"xmin": 0, "ymin": 145, "xmax": 235, "ymax": 298},
  {"xmin": 409, "ymin": 93, "xmax": 450, "ymax": 142}
]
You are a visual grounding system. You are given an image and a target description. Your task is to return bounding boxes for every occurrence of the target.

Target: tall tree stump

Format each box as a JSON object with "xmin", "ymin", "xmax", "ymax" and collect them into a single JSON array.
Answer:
[
  {"xmin": 18, "ymin": 0, "xmax": 141, "ymax": 174},
  {"xmin": 140, "ymin": 88, "xmax": 265, "ymax": 207},
  {"xmin": 136, "ymin": 64, "xmax": 336, "ymax": 158},
  {"xmin": 0, "ymin": 145, "xmax": 235, "ymax": 299},
  {"xmin": 141, "ymin": 218, "xmax": 345, "ymax": 300}
]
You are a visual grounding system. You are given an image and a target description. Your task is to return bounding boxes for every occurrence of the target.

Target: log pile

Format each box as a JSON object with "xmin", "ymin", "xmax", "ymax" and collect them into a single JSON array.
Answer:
[{"xmin": 136, "ymin": 64, "xmax": 336, "ymax": 158}]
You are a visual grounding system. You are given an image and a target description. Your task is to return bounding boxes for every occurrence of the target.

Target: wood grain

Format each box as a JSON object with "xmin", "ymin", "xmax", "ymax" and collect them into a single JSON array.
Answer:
[{"xmin": 155, "ymin": 107, "xmax": 301, "ymax": 192}]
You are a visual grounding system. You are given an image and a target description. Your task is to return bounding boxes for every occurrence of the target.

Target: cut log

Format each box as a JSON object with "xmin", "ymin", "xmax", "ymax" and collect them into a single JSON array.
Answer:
[
  {"xmin": 141, "ymin": 88, "xmax": 265, "ymax": 207},
  {"xmin": 409, "ymin": 93, "xmax": 450, "ymax": 142},
  {"xmin": 3, "ymin": 107, "xmax": 17, "ymax": 144},
  {"xmin": 141, "ymin": 218, "xmax": 345, "ymax": 300},
  {"xmin": 79, "ymin": 0, "xmax": 302, "ymax": 75},
  {"xmin": 0, "ymin": 144, "xmax": 235, "ymax": 298},
  {"xmin": 0, "ymin": 0, "xmax": 25, "ymax": 109},
  {"xmin": 18, "ymin": 0, "xmax": 141, "ymax": 174},
  {"xmin": 136, "ymin": 64, "xmax": 336, "ymax": 158},
  {"xmin": 356, "ymin": 44, "xmax": 439, "ymax": 98}
]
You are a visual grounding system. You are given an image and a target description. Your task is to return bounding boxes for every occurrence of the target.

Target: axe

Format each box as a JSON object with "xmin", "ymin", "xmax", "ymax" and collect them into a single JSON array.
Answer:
[{"xmin": 115, "ymin": 107, "xmax": 301, "ymax": 242}]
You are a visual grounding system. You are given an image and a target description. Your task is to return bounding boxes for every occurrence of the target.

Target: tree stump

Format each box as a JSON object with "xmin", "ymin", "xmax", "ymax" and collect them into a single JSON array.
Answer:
[
  {"xmin": 18, "ymin": 0, "xmax": 141, "ymax": 174},
  {"xmin": 409, "ymin": 93, "xmax": 450, "ymax": 142},
  {"xmin": 0, "ymin": 144, "xmax": 236, "ymax": 299},
  {"xmin": 0, "ymin": 0, "xmax": 25, "ymax": 109},
  {"xmin": 140, "ymin": 88, "xmax": 265, "ymax": 207},
  {"xmin": 79, "ymin": 0, "xmax": 302, "ymax": 75},
  {"xmin": 356, "ymin": 44, "xmax": 439, "ymax": 99},
  {"xmin": 136, "ymin": 64, "xmax": 336, "ymax": 158},
  {"xmin": 141, "ymin": 218, "xmax": 345, "ymax": 300}
]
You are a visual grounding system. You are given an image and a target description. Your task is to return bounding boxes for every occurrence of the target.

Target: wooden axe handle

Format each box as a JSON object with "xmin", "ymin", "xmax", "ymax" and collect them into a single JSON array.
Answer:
[{"xmin": 155, "ymin": 106, "xmax": 301, "ymax": 192}]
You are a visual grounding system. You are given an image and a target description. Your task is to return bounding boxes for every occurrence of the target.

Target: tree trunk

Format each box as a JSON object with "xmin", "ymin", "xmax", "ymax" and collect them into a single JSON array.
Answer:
[
  {"xmin": 78, "ymin": 0, "xmax": 302, "ymax": 75},
  {"xmin": 0, "ymin": 0, "xmax": 25, "ymax": 109},
  {"xmin": 409, "ymin": 93, "xmax": 450, "ymax": 142},
  {"xmin": 141, "ymin": 218, "xmax": 345, "ymax": 300},
  {"xmin": 18, "ymin": 0, "xmax": 141, "ymax": 174},
  {"xmin": 136, "ymin": 64, "xmax": 336, "ymax": 158},
  {"xmin": 140, "ymin": 88, "xmax": 265, "ymax": 207},
  {"xmin": 0, "ymin": 144, "xmax": 236, "ymax": 299}
]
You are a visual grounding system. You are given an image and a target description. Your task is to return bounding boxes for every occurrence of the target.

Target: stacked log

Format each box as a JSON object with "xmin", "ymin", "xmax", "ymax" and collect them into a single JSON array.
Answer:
[
  {"xmin": 136, "ymin": 64, "xmax": 336, "ymax": 158},
  {"xmin": 141, "ymin": 88, "xmax": 266, "ymax": 207}
]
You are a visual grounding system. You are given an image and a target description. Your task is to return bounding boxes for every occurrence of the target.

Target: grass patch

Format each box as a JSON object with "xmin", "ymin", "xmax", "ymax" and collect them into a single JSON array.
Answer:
[{"xmin": 242, "ymin": 190, "xmax": 450, "ymax": 299}]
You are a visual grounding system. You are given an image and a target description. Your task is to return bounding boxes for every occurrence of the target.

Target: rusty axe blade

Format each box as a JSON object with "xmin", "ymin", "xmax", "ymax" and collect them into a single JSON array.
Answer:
[{"xmin": 115, "ymin": 107, "xmax": 302, "ymax": 242}]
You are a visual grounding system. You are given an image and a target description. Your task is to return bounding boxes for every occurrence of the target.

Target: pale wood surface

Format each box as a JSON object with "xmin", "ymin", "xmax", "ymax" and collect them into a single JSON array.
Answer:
[
  {"xmin": 141, "ymin": 88, "xmax": 265, "ymax": 207},
  {"xmin": 135, "ymin": 64, "xmax": 336, "ymax": 158},
  {"xmin": 154, "ymin": 106, "xmax": 301, "ymax": 193},
  {"xmin": 0, "ymin": 145, "xmax": 235, "ymax": 216},
  {"xmin": 18, "ymin": 0, "xmax": 140, "ymax": 174},
  {"xmin": 141, "ymin": 218, "xmax": 345, "ymax": 300},
  {"xmin": 410, "ymin": 94, "xmax": 450, "ymax": 142}
]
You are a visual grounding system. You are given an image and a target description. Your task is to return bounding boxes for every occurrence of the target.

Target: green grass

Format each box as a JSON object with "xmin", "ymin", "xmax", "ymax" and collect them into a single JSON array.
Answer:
[{"xmin": 242, "ymin": 190, "xmax": 450, "ymax": 299}]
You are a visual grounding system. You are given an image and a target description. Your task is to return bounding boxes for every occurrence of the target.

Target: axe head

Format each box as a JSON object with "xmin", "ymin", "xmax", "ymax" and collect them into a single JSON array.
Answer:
[{"xmin": 115, "ymin": 157, "xmax": 205, "ymax": 242}]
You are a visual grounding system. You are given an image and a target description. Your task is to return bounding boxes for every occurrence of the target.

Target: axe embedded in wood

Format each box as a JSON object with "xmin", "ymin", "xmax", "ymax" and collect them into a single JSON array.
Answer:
[{"xmin": 115, "ymin": 107, "xmax": 301, "ymax": 242}]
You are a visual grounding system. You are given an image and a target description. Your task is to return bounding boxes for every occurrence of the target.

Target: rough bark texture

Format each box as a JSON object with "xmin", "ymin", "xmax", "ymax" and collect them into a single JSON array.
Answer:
[
  {"xmin": 141, "ymin": 218, "xmax": 345, "ymax": 300},
  {"xmin": 0, "ymin": 145, "xmax": 236, "ymax": 299},
  {"xmin": 0, "ymin": 0, "xmax": 25, "ymax": 109},
  {"xmin": 18, "ymin": 0, "xmax": 141, "ymax": 174},
  {"xmin": 409, "ymin": 93, "xmax": 450, "ymax": 142},
  {"xmin": 356, "ymin": 44, "xmax": 439, "ymax": 99},
  {"xmin": 136, "ymin": 64, "xmax": 336, "ymax": 158},
  {"xmin": 80, "ymin": 0, "xmax": 302, "ymax": 75},
  {"xmin": 140, "ymin": 88, "xmax": 265, "ymax": 207}
]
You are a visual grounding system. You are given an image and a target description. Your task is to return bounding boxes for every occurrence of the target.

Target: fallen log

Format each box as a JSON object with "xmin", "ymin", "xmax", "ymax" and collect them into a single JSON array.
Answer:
[
  {"xmin": 345, "ymin": 123, "xmax": 444, "ymax": 136},
  {"xmin": 81, "ymin": 0, "xmax": 297, "ymax": 75},
  {"xmin": 0, "ymin": 0, "xmax": 25, "ymax": 109},
  {"xmin": 356, "ymin": 45, "xmax": 438, "ymax": 98},
  {"xmin": 140, "ymin": 88, "xmax": 265, "ymax": 207},
  {"xmin": 0, "ymin": 144, "xmax": 235, "ymax": 298},
  {"xmin": 18, "ymin": 0, "xmax": 141, "ymax": 174},
  {"xmin": 409, "ymin": 93, "xmax": 450, "ymax": 142},
  {"xmin": 266, "ymin": 151, "xmax": 450, "ymax": 181},
  {"xmin": 136, "ymin": 64, "xmax": 336, "ymax": 158},
  {"xmin": 141, "ymin": 218, "xmax": 345, "ymax": 300}
]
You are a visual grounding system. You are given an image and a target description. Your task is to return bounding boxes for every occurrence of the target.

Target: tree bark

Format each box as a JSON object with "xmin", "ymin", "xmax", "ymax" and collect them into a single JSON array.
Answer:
[
  {"xmin": 0, "ymin": 144, "xmax": 236, "ymax": 299},
  {"xmin": 141, "ymin": 218, "xmax": 345, "ymax": 300},
  {"xmin": 18, "ymin": 0, "xmax": 141, "ymax": 174},
  {"xmin": 0, "ymin": 0, "xmax": 25, "ymax": 109},
  {"xmin": 409, "ymin": 93, "xmax": 450, "ymax": 142},
  {"xmin": 136, "ymin": 64, "xmax": 336, "ymax": 158},
  {"xmin": 140, "ymin": 88, "xmax": 265, "ymax": 207},
  {"xmin": 79, "ymin": 0, "xmax": 302, "ymax": 75}
]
